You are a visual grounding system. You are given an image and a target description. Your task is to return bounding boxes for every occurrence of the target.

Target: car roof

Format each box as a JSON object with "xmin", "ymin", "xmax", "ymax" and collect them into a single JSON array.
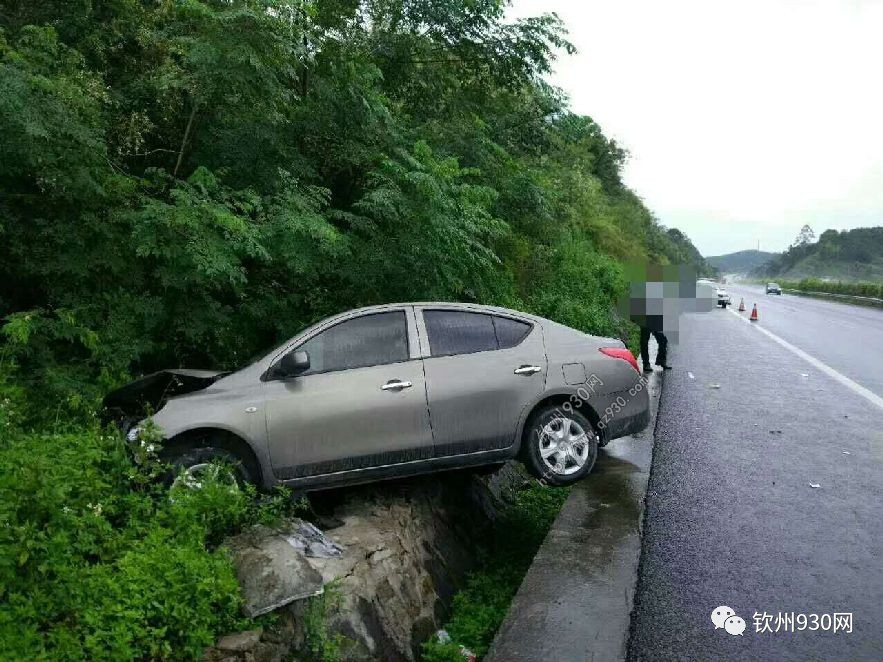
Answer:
[{"xmin": 338, "ymin": 301, "xmax": 543, "ymax": 321}]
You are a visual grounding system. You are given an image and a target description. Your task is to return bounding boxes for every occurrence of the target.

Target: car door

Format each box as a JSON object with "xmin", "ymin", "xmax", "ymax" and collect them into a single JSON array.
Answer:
[
  {"xmin": 264, "ymin": 308, "xmax": 433, "ymax": 480},
  {"xmin": 417, "ymin": 307, "xmax": 547, "ymax": 456}
]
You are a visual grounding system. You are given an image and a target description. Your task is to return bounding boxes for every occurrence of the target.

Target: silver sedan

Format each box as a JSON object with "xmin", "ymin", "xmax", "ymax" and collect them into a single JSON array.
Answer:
[{"xmin": 106, "ymin": 303, "xmax": 650, "ymax": 490}]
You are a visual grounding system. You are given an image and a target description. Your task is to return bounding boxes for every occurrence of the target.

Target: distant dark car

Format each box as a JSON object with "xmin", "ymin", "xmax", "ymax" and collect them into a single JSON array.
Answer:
[{"xmin": 766, "ymin": 283, "xmax": 782, "ymax": 295}]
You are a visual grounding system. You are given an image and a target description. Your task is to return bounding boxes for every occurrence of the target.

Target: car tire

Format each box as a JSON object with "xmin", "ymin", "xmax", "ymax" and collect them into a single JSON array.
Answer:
[
  {"xmin": 521, "ymin": 405, "xmax": 599, "ymax": 486},
  {"xmin": 164, "ymin": 446, "xmax": 255, "ymax": 492}
]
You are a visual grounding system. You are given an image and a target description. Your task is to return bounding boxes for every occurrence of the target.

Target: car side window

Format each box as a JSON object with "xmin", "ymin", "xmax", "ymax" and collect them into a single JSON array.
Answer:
[
  {"xmin": 296, "ymin": 311, "xmax": 409, "ymax": 375},
  {"xmin": 493, "ymin": 316, "xmax": 532, "ymax": 349},
  {"xmin": 423, "ymin": 310, "xmax": 532, "ymax": 356},
  {"xmin": 424, "ymin": 310, "xmax": 497, "ymax": 356}
]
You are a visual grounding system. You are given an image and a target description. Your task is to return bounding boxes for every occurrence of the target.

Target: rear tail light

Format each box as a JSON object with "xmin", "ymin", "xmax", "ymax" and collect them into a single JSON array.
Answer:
[{"xmin": 599, "ymin": 347, "xmax": 640, "ymax": 373}]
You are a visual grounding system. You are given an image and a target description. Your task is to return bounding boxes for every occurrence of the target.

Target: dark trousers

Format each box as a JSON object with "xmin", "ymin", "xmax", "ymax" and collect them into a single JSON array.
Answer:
[{"xmin": 639, "ymin": 326, "xmax": 668, "ymax": 367}]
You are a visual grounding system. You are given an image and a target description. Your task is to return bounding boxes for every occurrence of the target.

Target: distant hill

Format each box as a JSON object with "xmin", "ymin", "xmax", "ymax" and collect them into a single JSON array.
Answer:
[
  {"xmin": 751, "ymin": 226, "xmax": 883, "ymax": 281},
  {"xmin": 706, "ymin": 249, "xmax": 777, "ymax": 274}
]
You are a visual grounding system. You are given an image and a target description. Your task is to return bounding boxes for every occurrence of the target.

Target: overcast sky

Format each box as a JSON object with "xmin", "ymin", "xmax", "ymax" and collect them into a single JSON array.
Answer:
[{"xmin": 508, "ymin": 0, "xmax": 883, "ymax": 256}]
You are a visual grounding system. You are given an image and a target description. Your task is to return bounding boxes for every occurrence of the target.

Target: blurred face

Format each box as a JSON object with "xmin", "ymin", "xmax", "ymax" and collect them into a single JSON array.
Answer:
[{"xmin": 619, "ymin": 262, "xmax": 714, "ymax": 341}]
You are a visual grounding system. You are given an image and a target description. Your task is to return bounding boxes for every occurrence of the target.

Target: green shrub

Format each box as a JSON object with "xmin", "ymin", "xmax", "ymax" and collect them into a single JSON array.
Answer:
[
  {"xmin": 778, "ymin": 279, "xmax": 883, "ymax": 299},
  {"xmin": 525, "ymin": 239, "xmax": 628, "ymax": 340},
  {"xmin": 302, "ymin": 583, "xmax": 347, "ymax": 662},
  {"xmin": 0, "ymin": 422, "xmax": 308, "ymax": 660},
  {"xmin": 60, "ymin": 531, "xmax": 243, "ymax": 660}
]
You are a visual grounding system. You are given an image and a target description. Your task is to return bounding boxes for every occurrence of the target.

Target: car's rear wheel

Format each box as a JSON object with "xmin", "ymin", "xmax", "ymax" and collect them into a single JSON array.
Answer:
[
  {"xmin": 165, "ymin": 446, "xmax": 255, "ymax": 495},
  {"xmin": 522, "ymin": 406, "xmax": 599, "ymax": 486}
]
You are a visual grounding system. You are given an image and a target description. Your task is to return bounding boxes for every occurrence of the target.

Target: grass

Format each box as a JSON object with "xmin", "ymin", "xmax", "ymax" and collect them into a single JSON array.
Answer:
[
  {"xmin": 421, "ymin": 481, "xmax": 570, "ymax": 661},
  {"xmin": 302, "ymin": 582, "xmax": 347, "ymax": 662}
]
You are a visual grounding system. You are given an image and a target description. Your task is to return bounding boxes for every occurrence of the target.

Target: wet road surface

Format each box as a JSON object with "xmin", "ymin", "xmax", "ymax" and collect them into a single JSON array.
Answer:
[
  {"xmin": 628, "ymin": 306, "xmax": 883, "ymax": 661},
  {"xmin": 487, "ymin": 366, "xmax": 663, "ymax": 661},
  {"xmin": 726, "ymin": 282, "xmax": 883, "ymax": 396}
]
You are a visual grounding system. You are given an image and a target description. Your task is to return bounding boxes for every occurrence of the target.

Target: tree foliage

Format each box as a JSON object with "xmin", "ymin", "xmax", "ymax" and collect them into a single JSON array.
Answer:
[
  {"xmin": 0, "ymin": 2, "xmax": 715, "ymax": 657},
  {"xmin": 1, "ymin": 1, "xmax": 708, "ymax": 419},
  {"xmin": 791, "ymin": 224, "xmax": 816, "ymax": 248},
  {"xmin": 754, "ymin": 226, "xmax": 883, "ymax": 281}
]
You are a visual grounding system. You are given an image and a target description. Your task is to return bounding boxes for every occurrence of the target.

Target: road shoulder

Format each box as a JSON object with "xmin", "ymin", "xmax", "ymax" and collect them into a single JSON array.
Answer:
[{"xmin": 484, "ymin": 368, "xmax": 663, "ymax": 662}]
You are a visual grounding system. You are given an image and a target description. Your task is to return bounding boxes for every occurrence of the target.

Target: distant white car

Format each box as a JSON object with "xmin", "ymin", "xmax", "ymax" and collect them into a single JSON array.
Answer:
[{"xmin": 698, "ymin": 279, "xmax": 731, "ymax": 308}]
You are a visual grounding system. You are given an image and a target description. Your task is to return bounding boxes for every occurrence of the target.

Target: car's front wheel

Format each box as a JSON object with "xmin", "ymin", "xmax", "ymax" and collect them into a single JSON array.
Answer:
[
  {"xmin": 164, "ymin": 446, "xmax": 255, "ymax": 495},
  {"xmin": 522, "ymin": 406, "xmax": 599, "ymax": 486}
]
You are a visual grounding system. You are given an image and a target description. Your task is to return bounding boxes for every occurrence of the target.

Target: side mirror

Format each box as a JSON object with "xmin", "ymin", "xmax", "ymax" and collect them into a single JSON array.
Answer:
[{"xmin": 279, "ymin": 350, "xmax": 310, "ymax": 378}]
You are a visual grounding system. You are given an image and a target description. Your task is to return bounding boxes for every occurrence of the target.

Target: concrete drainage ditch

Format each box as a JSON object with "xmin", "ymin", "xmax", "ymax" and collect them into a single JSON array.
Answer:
[{"xmin": 204, "ymin": 464, "xmax": 529, "ymax": 661}]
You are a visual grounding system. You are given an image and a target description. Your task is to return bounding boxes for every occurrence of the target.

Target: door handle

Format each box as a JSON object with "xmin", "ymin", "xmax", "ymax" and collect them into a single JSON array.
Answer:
[
  {"xmin": 514, "ymin": 365, "xmax": 542, "ymax": 375},
  {"xmin": 381, "ymin": 380, "xmax": 413, "ymax": 391}
]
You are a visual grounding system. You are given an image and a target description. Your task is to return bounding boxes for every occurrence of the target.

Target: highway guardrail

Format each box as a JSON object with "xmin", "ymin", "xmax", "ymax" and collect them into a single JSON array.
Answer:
[{"xmin": 783, "ymin": 288, "xmax": 883, "ymax": 307}]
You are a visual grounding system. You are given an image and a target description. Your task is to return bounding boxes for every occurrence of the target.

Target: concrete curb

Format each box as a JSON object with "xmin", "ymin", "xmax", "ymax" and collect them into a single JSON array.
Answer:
[{"xmin": 484, "ymin": 368, "xmax": 664, "ymax": 662}]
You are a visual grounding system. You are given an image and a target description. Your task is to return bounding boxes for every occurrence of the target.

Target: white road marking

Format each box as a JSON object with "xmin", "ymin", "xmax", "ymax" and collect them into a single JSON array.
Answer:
[{"xmin": 727, "ymin": 308, "xmax": 883, "ymax": 412}]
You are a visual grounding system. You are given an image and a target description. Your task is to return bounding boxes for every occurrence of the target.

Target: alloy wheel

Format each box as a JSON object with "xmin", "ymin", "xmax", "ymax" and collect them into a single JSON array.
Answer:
[{"xmin": 538, "ymin": 416, "xmax": 592, "ymax": 476}]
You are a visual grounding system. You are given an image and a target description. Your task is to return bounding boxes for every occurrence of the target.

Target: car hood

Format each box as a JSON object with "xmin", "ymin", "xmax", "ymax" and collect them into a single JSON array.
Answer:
[{"xmin": 102, "ymin": 369, "xmax": 228, "ymax": 424}]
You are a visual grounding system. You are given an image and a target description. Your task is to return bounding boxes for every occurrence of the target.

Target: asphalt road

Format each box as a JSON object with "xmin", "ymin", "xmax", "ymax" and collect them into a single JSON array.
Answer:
[
  {"xmin": 725, "ymin": 282, "xmax": 883, "ymax": 396},
  {"xmin": 627, "ymin": 303, "xmax": 883, "ymax": 661}
]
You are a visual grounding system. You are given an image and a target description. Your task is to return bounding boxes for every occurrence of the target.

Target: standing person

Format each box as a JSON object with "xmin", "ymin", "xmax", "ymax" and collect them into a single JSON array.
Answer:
[
  {"xmin": 621, "ymin": 262, "xmax": 680, "ymax": 373},
  {"xmin": 639, "ymin": 315, "xmax": 670, "ymax": 372},
  {"xmin": 619, "ymin": 261, "xmax": 702, "ymax": 373}
]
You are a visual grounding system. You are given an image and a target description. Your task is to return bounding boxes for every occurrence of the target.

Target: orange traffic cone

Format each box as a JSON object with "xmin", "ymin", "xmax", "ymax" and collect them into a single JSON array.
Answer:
[
  {"xmin": 749, "ymin": 303, "xmax": 758, "ymax": 322},
  {"xmin": 738, "ymin": 298, "xmax": 745, "ymax": 312}
]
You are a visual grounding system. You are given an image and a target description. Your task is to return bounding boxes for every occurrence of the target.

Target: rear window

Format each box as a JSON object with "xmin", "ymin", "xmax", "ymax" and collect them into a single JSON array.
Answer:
[
  {"xmin": 423, "ymin": 310, "xmax": 532, "ymax": 356},
  {"xmin": 493, "ymin": 316, "xmax": 532, "ymax": 349},
  {"xmin": 424, "ymin": 310, "xmax": 496, "ymax": 356}
]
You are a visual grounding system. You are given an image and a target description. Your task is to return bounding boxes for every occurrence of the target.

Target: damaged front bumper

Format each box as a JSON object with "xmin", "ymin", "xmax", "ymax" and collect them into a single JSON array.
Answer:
[{"xmin": 102, "ymin": 368, "xmax": 227, "ymax": 432}]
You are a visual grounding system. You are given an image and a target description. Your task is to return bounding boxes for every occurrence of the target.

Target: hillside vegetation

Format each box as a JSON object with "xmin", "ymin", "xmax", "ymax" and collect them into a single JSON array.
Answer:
[
  {"xmin": 752, "ymin": 227, "xmax": 883, "ymax": 282},
  {"xmin": 0, "ymin": 1, "xmax": 708, "ymax": 659},
  {"xmin": 706, "ymin": 249, "xmax": 777, "ymax": 274},
  {"xmin": 1, "ymin": 0, "xmax": 709, "ymax": 418}
]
